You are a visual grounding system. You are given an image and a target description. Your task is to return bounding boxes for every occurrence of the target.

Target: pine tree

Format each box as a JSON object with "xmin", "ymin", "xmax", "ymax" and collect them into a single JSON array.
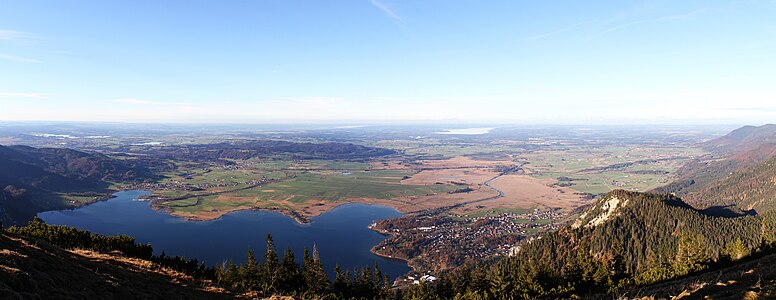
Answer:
[
  {"xmin": 263, "ymin": 234, "xmax": 280, "ymax": 294},
  {"xmin": 673, "ymin": 233, "xmax": 709, "ymax": 275},
  {"xmin": 302, "ymin": 245, "xmax": 329, "ymax": 295},
  {"xmin": 242, "ymin": 249, "xmax": 259, "ymax": 290},
  {"xmin": 280, "ymin": 247, "xmax": 301, "ymax": 294},
  {"xmin": 726, "ymin": 238, "xmax": 748, "ymax": 260},
  {"xmin": 333, "ymin": 264, "xmax": 348, "ymax": 297}
]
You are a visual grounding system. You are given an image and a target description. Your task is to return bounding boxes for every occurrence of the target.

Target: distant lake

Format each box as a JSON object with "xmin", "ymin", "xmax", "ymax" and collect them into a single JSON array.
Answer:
[
  {"xmin": 435, "ymin": 127, "xmax": 494, "ymax": 135},
  {"xmin": 38, "ymin": 191, "xmax": 410, "ymax": 279}
]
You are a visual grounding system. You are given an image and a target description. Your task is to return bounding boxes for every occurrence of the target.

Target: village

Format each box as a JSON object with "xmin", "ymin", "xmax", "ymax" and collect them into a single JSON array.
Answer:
[{"xmin": 372, "ymin": 208, "xmax": 568, "ymax": 274}]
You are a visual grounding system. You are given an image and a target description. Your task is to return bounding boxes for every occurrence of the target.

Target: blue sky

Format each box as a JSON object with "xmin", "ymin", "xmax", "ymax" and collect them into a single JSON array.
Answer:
[{"xmin": 1, "ymin": 0, "xmax": 775, "ymax": 124}]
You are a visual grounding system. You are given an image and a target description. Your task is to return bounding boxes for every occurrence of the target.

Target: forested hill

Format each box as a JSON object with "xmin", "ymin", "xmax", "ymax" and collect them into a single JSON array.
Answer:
[
  {"xmin": 677, "ymin": 155, "xmax": 776, "ymax": 215},
  {"xmin": 0, "ymin": 145, "xmax": 155, "ymax": 189},
  {"xmin": 654, "ymin": 124, "xmax": 776, "ymax": 214},
  {"xmin": 405, "ymin": 190, "xmax": 776, "ymax": 299},
  {"xmin": 0, "ymin": 145, "xmax": 155, "ymax": 225}
]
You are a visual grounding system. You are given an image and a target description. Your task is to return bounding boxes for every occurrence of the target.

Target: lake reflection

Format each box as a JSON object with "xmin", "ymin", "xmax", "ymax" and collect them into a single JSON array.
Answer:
[{"xmin": 38, "ymin": 190, "xmax": 410, "ymax": 279}]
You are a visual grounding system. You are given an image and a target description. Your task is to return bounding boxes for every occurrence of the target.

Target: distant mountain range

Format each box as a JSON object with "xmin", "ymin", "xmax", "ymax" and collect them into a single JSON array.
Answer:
[
  {"xmin": 654, "ymin": 123, "xmax": 776, "ymax": 215},
  {"xmin": 701, "ymin": 124, "xmax": 776, "ymax": 156}
]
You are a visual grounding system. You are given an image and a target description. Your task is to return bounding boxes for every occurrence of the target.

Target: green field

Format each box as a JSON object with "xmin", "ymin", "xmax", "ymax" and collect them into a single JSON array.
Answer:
[
  {"xmin": 235, "ymin": 170, "xmax": 456, "ymax": 203},
  {"xmin": 372, "ymin": 139, "xmax": 516, "ymax": 158},
  {"xmin": 525, "ymin": 146, "xmax": 706, "ymax": 194},
  {"xmin": 161, "ymin": 168, "xmax": 459, "ymax": 217}
]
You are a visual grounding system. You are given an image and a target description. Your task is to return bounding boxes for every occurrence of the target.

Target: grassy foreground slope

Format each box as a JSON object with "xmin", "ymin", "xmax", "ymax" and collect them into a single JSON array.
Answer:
[
  {"xmin": 616, "ymin": 252, "xmax": 776, "ymax": 299},
  {"xmin": 0, "ymin": 230, "xmax": 231, "ymax": 299}
]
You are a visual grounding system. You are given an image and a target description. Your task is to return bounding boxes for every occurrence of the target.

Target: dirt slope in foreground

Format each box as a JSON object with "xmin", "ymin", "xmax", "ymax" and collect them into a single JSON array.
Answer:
[
  {"xmin": 0, "ymin": 231, "xmax": 232, "ymax": 300},
  {"xmin": 613, "ymin": 253, "xmax": 776, "ymax": 300}
]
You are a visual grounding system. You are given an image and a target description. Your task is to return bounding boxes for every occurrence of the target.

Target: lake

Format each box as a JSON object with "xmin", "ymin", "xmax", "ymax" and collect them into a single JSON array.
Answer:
[
  {"xmin": 435, "ymin": 127, "xmax": 495, "ymax": 135},
  {"xmin": 37, "ymin": 190, "xmax": 410, "ymax": 279}
]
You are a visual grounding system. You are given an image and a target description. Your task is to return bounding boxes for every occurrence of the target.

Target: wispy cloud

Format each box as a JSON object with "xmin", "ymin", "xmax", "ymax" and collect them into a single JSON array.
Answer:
[
  {"xmin": 369, "ymin": 0, "xmax": 404, "ymax": 24},
  {"xmin": 523, "ymin": 22, "xmax": 590, "ymax": 41},
  {"xmin": 0, "ymin": 52, "xmax": 42, "ymax": 63},
  {"xmin": 0, "ymin": 29, "xmax": 41, "ymax": 63},
  {"xmin": 0, "ymin": 29, "xmax": 33, "ymax": 41},
  {"xmin": 0, "ymin": 92, "xmax": 53, "ymax": 99},
  {"xmin": 114, "ymin": 98, "xmax": 190, "ymax": 106},
  {"xmin": 588, "ymin": 8, "xmax": 714, "ymax": 40}
]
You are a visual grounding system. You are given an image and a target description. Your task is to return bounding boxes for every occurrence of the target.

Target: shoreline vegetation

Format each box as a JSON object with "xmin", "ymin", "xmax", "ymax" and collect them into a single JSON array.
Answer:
[{"xmin": 368, "ymin": 224, "xmax": 416, "ymax": 271}]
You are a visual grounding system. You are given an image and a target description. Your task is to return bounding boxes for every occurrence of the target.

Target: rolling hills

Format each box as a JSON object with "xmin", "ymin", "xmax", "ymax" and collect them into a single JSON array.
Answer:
[{"xmin": 0, "ymin": 145, "xmax": 155, "ymax": 225}]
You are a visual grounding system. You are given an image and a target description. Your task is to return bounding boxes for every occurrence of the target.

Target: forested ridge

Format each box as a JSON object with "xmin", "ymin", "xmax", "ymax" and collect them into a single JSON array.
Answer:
[
  {"xmin": 0, "ymin": 144, "xmax": 157, "ymax": 225},
  {"xmin": 676, "ymin": 155, "xmax": 776, "ymax": 214}
]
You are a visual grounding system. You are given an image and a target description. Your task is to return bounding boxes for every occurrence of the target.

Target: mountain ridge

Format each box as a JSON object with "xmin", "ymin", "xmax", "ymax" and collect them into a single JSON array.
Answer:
[{"xmin": 654, "ymin": 124, "xmax": 776, "ymax": 214}]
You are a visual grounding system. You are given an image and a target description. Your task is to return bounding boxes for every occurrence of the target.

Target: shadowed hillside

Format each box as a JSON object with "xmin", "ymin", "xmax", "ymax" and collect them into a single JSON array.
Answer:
[
  {"xmin": 0, "ymin": 145, "xmax": 156, "ymax": 225},
  {"xmin": 654, "ymin": 124, "xmax": 776, "ymax": 214}
]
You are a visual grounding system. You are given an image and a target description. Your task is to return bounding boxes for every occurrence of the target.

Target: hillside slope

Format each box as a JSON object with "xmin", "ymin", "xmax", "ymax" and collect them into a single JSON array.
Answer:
[
  {"xmin": 678, "ymin": 155, "xmax": 776, "ymax": 215},
  {"xmin": 655, "ymin": 124, "xmax": 776, "ymax": 214},
  {"xmin": 616, "ymin": 252, "xmax": 776, "ymax": 299},
  {"xmin": 0, "ymin": 230, "xmax": 231, "ymax": 299},
  {"xmin": 0, "ymin": 145, "xmax": 156, "ymax": 225},
  {"xmin": 701, "ymin": 124, "xmax": 776, "ymax": 155}
]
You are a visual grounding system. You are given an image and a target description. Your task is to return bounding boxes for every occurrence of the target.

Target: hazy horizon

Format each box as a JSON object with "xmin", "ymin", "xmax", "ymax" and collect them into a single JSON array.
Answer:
[{"xmin": 2, "ymin": 1, "xmax": 775, "ymax": 124}]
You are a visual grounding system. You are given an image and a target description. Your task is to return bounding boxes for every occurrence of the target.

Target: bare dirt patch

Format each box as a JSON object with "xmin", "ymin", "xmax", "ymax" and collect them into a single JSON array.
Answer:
[
  {"xmin": 402, "ymin": 168, "xmax": 499, "ymax": 186},
  {"xmin": 417, "ymin": 156, "xmax": 514, "ymax": 169},
  {"xmin": 452, "ymin": 175, "xmax": 587, "ymax": 214}
]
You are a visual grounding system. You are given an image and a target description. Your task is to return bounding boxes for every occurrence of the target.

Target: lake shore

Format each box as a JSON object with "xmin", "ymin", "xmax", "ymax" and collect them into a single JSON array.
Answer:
[
  {"xmin": 39, "ymin": 190, "xmax": 412, "ymax": 279},
  {"xmin": 368, "ymin": 223, "xmax": 417, "ymax": 272}
]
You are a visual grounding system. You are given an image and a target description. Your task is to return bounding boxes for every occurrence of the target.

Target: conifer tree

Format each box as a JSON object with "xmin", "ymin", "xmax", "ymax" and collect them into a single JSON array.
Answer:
[{"xmin": 263, "ymin": 234, "xmax": 280, "ymax": 293}]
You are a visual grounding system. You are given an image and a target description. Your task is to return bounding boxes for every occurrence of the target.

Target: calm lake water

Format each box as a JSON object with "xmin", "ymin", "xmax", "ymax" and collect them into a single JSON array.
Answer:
[
  {"xmin": 38, "ymin": 190, "xmax": 410, "ymax": 279},
  {"xmin": 435, "ymin": 127, "xmax": 495, "ymax": 135}
]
